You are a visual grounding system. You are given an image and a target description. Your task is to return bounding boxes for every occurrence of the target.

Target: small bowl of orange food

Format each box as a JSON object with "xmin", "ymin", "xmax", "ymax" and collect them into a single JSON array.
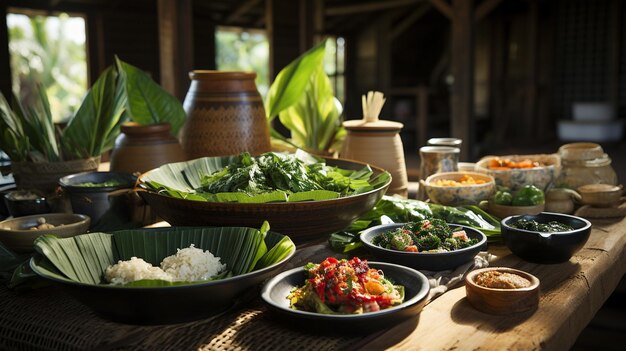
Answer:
[
  {"xmin": 475, "ymin": 154, "xmax": 560, "ymax": 192},
  {"xmin": 465, "ymin": 267, "xmax": 540, "ymax": 315},
  {"xmin": 423, "ymin": 172, "xmax": 495, "ymax": 206}
]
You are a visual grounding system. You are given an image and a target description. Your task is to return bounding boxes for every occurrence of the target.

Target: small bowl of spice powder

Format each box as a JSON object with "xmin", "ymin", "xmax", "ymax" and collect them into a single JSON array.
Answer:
[{"xmin": 465, "ymin": 267, "xmax": 540, "ymax": 314}]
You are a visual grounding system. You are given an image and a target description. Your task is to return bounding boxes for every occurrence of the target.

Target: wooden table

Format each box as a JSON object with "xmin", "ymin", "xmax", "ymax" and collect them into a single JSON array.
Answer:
[{"xmin": 1, "ymin": 216, "xmax": 625, "ymax": 350}]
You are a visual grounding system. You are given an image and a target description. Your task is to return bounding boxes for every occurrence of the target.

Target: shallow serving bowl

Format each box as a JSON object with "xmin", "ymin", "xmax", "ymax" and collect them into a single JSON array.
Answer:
[
  {"xmin": 475, "ymin": 154, "xmax": 560, "ymax": 191},
  {"xmin": 30, "ymin": 226, "xmax": 295, "ymax": 324},
  {"xmin": 136, "ymin": 156, "xmax": 390, "ymax": 244},
  {"xmin": 501, "ymin": 212, "xmax": 591, "ymax": 264},
  {"xmin": 0, "ymin": 213, "xmax": 90, "ymax": 253},
  {"xmin": 423, "ymin": 171, "xmax": 495, "ymax": 206},
  {"xmin": 577, "ymin": 184, "xmax": 623, "ymax": 207},
  {"xmin": 261, "ymin": 261, "xmax": 430, "ymax": 333},
  {"xmin": 465, "ymin": 267, "xmax": 540, "ymax": 315},
  {"xmin": 360, "ymin": 223, "xmax": 487, "ymax": 271}
]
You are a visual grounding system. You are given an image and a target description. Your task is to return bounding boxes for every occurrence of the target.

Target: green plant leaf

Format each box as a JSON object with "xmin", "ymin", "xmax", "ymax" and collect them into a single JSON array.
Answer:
[
  {"xmin": 0, "ymin": 92, "xmax": 29, "ymax": 161},
  {"xmin": 265, "ymin": 39, "xmax": 327, "ymax": 120},
  {"xmin": 115, "ymin": 57, "xmax": 186, "ymax": 135},
  {"xmin": 276, "ymin": 45, "xmax": 344, "ymax": 152},
  {"xmin": 62, "ymin": 66, "xmax": 127, "ymax": 158}
]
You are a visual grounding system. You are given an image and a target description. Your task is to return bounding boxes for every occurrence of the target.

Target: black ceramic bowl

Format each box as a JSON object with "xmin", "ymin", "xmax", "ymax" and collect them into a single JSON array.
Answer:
[
  {"xmin": 4, "ymin": 190, "xmax": 50, "ymax": 217},
  {"xmin": 501, "ymin": 212, "xmax": 592, "ymax": 264},
  {"xmin": 261, "ymin": 261, "xmax": 430, "ymax": 333},
  {"xmin": 360, "ymin": 223, "xmax": 487, "ymax": 271},
  {"xmin": 59, "ymin": 172, "xmax": 137, "ymax": 229}
]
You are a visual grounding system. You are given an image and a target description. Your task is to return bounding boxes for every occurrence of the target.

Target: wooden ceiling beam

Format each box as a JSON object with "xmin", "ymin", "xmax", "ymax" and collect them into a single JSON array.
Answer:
[
  {"xmin": 225, "ymin": 0, "xmax": 262, "ymax": 24},
  {"xmin": 429, "ymin": 0, "xmax": 452, "ymax": 19},
  {"xmin": 475, "ymin": 0, "xmax": 502, "ymax": 22},
  {"xmin": 388, "ymin": 2, "xmax": 432, "ymax": 40},
  {"xmin": 326, "ymin": 0, "xmax": 421, "ymax": 17}
]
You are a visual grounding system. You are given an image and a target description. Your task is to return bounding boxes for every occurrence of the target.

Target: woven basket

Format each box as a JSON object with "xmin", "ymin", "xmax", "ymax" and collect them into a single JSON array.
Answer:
[{"xmin": 11, "ymin": 156, "xmax": 101, "ymax": 194}]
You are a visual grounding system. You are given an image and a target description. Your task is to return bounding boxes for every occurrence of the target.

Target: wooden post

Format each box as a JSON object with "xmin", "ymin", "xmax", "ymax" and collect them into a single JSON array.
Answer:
[
  {"xmin": 157, "ymin": 0, "xmax": 193, "ymax": 101},
  {"xmin": 85, "ymin": 11, "xmax": 106, "ymax": 85},
  {"xmin": 526, "ymin": 0, "xmax": 538, "ymax": 139},
  {"xmin": 266, "ymin": 0, "xmax": 300, "ymax": 81},
  {"xmin": 608, "ymin": 0, "xmax": 621, "ymax": 114},
  {"xmin": 0, "ymin": 0, "xmax": 12, "ymax": 98},
  {"xmin": 450, "ymin": 0, "xmax": 474, "ymax": 161}
]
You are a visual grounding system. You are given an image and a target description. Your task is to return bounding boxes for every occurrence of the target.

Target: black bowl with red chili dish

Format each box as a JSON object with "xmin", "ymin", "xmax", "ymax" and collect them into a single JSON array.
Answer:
[{"xmin": 261, "ymin": 258, "xmax": 429, "ymax": 333}]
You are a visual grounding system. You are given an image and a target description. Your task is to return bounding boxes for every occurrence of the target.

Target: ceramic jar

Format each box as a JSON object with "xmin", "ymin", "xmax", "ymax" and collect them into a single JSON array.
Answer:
[
  {"xmin": 557, "ymin": 143, "xmax": 617, "ymax": 189},
  {"xmin": 418, "ymin": 146, "xmax": 459, "ymax": 200},
  {"xmin": 340, "ymin": 120, "xmax": 408, "ymax": 197},
  {"xmin": 180, "ymin": 71, "xmax": 271, "ymax": 159},
  {"xmin": 110, "ymin": 122, "xmax": 186, "ymax": 174}
]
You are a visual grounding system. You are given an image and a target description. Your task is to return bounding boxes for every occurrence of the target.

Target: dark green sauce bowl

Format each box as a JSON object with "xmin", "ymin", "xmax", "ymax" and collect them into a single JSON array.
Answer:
[{"xmin": 501, "ymin": 212, "xmax": 592, "ymax": 264}]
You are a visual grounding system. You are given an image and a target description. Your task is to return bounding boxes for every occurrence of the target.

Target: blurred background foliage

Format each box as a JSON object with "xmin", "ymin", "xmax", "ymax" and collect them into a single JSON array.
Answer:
[{"xmin": 7, "ymin": 12, "xmax": 87, "ymax": 123}]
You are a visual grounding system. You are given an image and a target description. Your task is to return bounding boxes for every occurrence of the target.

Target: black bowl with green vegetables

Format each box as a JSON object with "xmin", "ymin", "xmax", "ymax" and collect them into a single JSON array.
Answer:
[
  {"xmin": 360, "ymin": 219, "xmax": 487, "ymax": 271},
  {"xmin": 501, "ymin": 212, "xmax": 591, "ymax": 264}
]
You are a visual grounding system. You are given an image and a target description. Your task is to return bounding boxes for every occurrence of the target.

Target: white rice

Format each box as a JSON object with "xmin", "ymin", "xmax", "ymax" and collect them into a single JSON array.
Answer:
[{"xmin": 105, "ymin": 244, "xmax": 227, "ymax": 285}]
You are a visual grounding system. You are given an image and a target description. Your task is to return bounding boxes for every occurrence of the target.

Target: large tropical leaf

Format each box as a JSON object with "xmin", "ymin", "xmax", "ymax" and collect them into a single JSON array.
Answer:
[
  {"xmin": 32, "ymin": 225, "xmax": 295, "ymax": 287},
  {"xmin": 278, "ymin": 66, "xmax": 343, "ymax": 151},
  {"xmin": 62, "ymin": 67, "xmax": 126, "ymax": 159},
  {"xmin": 115, "ymin": 57, "xmax": 186, "ymax": 135},
  {"xmin": 265, "ymin": 39, "xmax": 327, "ymax": 121},
  {"xmin": 0, "ymin": 92, "xmax": 29, "ymax": 161}
]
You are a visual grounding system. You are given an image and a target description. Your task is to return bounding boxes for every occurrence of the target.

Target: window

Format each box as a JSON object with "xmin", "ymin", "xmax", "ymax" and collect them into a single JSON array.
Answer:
[
  {"xmin": 7, "ymin": 10, "xmax": 88, "ymax": 123},
  {"xmin": 215, "ymin": 26, "xmax": 269, "ymax": 98},
  {"xmin": 323, "ymin": 36, "xmax": 346, "ymax": 105}
]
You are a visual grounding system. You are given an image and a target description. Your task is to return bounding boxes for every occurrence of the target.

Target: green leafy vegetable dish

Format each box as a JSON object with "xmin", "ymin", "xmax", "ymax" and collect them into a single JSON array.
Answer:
[
  {"xmin": 77, "ymin": 179, "xmax": 126, "ymax": 188},
  {"xmin": 142, "ymin": 150, "xmax": 391, "ymax": 203},
  {"xmin": 289, "ymin": 257, "xmax": 404, "ymax": 314},
  {"xmin": 509, "ymin": 218, "xmax": 573, "ymax": 233},
  {"xmin": 373, "ymin": 219, "xmax": 479, "ymax": 253}
]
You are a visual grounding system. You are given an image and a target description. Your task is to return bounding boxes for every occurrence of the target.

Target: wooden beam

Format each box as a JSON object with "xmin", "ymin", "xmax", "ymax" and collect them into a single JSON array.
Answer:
[
  {"xmin": 0, "ymin": 0, "xmax": 12, "ymax": 98},
  {"xmin": 225, "ymin": 0, "xmax": 262, "ymax": 24},
  {"xmin": 326, "ymin": 0, "xmax": 420, "ymax": 16},
  {"xmin": 450, "ymin": 0, "xmax": 474, "ymax": 160},
  {"xmin": 388, "ymin": 2, "xmax": 432, "ymax": 40},
  {"xmin": 85, "ymin": 11, "xmax": 106, "ymax": 85},
  {"xmin": 474, "ymin": 0, "xmax": 502, "ymax": 22},
  {"xmin": 429, "ymin": 0, "xmax": 452, "ymax": 20},
  {"xmin": 157, "ymin": 0, "xmax": 193, "ymax": 101}
]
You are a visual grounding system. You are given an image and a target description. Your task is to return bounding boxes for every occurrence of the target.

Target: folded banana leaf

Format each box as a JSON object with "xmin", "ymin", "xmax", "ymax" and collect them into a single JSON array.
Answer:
[{"xmin": 32, "ymin": 224, "xmax": 295, "ymax": 287}]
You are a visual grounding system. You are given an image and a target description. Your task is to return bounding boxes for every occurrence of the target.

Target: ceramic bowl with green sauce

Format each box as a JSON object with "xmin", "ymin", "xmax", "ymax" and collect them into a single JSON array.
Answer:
[{"xmin": 501, "ymin": 212, "xmax": 591, "ymax": 264}]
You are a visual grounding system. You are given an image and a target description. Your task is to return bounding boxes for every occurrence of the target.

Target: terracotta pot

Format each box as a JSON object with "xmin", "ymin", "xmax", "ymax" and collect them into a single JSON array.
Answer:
[
  {"xmin": 110, "ymin": 122, "xmax": 186, "ymax": 174},
  {"xmin": 11, "ymin": 156, "xmax": 101, "ymax": 195},
  {"xmin": 180, "ymin": 71, "xmax": 271, "ymax": 158}
]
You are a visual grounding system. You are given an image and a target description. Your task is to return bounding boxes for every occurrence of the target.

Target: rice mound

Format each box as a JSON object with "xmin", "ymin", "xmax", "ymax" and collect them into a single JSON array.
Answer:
[{"xmin": 105, "ymin": 244, "xmax": 227, "ymax": 285}]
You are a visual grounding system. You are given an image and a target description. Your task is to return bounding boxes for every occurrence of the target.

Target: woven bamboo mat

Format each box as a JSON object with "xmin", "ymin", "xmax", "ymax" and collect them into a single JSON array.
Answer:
[{"xmin": 0, "ymin": 284, "xmax": 369, "ymax": 351}]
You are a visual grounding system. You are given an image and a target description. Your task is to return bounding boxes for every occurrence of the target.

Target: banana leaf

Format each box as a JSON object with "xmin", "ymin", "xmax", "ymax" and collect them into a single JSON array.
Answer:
[
  {"xmin": 32, "ymin": 225, "xmax": 295, "ymax": 287},
  {"xmin": 62, "ymin": 66, "xmax": 126, "ymax": 159},
  {"xmin": 115, "ymin": 57, "xmax": 186, "ymax": 135},
  {"xmin": 265, "ymin": 39, "xmax": 327, "ymax": 121}
]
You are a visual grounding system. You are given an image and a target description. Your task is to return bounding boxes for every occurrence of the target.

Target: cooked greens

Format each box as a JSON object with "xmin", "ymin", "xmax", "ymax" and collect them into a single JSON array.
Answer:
[
  {"xmin": 509, "ymin": 219, "xmax": 573, "ymax": 233},
  {"xmin": 144, "ymin": 151, "xmax": 390, "ymax": 203},
  {"xmin": 373, "ymin": 219, "xmax": 478, "ymax": 253}
]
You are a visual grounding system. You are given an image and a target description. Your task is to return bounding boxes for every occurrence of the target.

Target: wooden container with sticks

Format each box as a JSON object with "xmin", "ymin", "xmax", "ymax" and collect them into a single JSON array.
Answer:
[{"xmin": 340, "ymin": 91, "xmax": 408, "ymax": 197}]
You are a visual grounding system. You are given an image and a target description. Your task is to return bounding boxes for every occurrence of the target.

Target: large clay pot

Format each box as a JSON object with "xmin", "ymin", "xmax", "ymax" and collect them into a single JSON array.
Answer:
[
  {"xmin": 180, "ymin": 71, "xmax": 271, "ymax": 158},
  {"xmin": 110, "ymin": 122, "xmax": 186, "ymax": 174}
]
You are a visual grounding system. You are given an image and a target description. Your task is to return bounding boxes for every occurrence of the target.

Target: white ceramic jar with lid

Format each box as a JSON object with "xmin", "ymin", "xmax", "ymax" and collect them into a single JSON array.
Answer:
[{"xmin": 557, "ymin": 142, "xmax": 617, "ymax": 189}]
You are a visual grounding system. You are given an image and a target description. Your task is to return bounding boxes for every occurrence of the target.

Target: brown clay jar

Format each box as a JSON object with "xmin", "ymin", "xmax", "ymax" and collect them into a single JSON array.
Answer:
[
  {"xmin": 180, "ymin": 71, "xmax": 271, "ymax": 158},
  {"xmin": 110, "ymin": 122, "xmax": 186, "ymax": 174}
]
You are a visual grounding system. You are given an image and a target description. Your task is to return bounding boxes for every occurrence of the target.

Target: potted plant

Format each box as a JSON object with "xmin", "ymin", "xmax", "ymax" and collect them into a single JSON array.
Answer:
[
  {"xmin": 109, "ymin": 57, "xmax": 187, "ymax": 174},
  {"xmin": 265, "ymin": 40, "xmax": 345, "ymax": 156},
  {"xmin": 0, "ymin": 57, "xmax": 187, "ymax": 193},
  {"xmin": 0, "ymin": 66, "xmax": 124, "ymax": 194}
]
